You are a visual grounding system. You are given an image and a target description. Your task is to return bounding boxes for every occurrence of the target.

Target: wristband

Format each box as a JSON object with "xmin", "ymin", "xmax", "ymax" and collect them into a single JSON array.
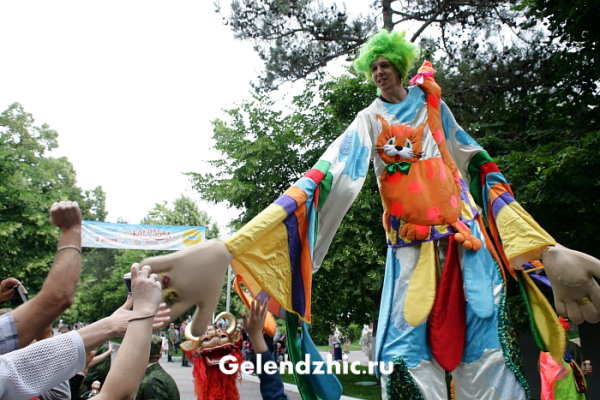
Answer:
[
  {"xmin": 56, "ymin": 245, "xmax": 82, "ymax": 254},
  {"xmin": 128, "ymin": 314, "xmax": 156, "ymax": 323}
]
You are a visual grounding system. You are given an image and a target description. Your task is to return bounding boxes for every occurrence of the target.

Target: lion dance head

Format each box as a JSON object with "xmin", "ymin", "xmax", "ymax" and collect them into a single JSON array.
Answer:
[{"xmin": 180, "ymin": 312, "xmax": 244, "ymax": 400}]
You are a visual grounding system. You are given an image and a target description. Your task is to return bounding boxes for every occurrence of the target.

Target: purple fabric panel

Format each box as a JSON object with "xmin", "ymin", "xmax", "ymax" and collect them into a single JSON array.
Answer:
[
  {"xmin": 274, "ymin": 194, "xmax": 298, "ymax": 215},
  {"xmin": 530, "ymin": 273, "xmax": 552, "ymax": 288},
  {"xmin": 523, "ymin": 262, "xmax": 552, "ymax": 288},
  {"xmin": 491, "ymin": 191, "xmax": 516, "ymax": 219},
  {"xmin": 283, "ymin": 213, "xmax": 305, "ymax": 317}
]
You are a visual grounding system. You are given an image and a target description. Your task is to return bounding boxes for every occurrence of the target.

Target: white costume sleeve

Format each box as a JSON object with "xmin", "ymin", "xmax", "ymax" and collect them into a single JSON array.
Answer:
[{"xmin": 311, "ymin": 109, "xmax": 375, "ymax": 270}]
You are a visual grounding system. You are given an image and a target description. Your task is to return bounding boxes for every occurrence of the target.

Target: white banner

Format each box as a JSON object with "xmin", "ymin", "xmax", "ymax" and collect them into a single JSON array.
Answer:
[{"xmin": 82, "ymin": 221, "xmax": 205, "ymax": 250}]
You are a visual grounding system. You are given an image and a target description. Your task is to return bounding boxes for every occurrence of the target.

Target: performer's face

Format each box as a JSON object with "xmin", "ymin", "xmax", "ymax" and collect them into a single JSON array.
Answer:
[{"xmin": 371, "ymin": 56, "xmax": 401, "ymax": 92}]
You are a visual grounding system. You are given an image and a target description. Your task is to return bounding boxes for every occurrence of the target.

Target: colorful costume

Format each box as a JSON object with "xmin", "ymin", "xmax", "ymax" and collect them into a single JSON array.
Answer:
[{"xmin": 224, "ymin": 60, "xmax": 566, "ymax": 399}]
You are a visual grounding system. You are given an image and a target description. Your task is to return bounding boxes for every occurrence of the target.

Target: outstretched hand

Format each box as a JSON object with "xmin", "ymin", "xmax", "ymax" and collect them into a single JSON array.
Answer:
[
  {"xmin": 542, "ymin": 244, "xmax": 600, "ymax": 324},
  {"xmin": 243, "ymin": 299, "xmax": 268, "ymax": 338},
  {"xmin": 243, "ymin": 299, "xmax": 269, "ymax": 354},
  {"xmin": 139, "ymin": 240, "xmax": 232, "ymax": 337},
  {"xmin": 130, "ymin": 263, "xmax": 162, "ymax": 316},
  {"xmin": 107, "ymin": 264, "xmax": 171, "ymax": 337}
]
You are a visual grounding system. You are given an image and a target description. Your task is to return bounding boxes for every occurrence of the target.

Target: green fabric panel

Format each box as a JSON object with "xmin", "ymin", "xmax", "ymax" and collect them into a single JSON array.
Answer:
[
  {"xmin": 313, "ymin": 160, "xmax": 332, "ymax": 175},
  {"xmin": 516, "ymin": 271, "xmax": 547, "ymax": 352},
  {"xmin": 553, "ymin": 362, "xmax": 587, "ymax": 400},
  {"xmin": 467, "ymin": 150, "xmax": 494, "ymax": 208},
  {"xmin": 497, "ymin": 283, "xmax": 531, "ymax": 399},
  {"xmin": 285, "ymin": 312, "xmax": 319, "ymax": 400},
  {"xmin": 317, "ymin": 172, "xmax": 333, "ymax": 212},
  {"xmin": 387, "ymin": 357, "xmax": 425, "ymax": 400}
]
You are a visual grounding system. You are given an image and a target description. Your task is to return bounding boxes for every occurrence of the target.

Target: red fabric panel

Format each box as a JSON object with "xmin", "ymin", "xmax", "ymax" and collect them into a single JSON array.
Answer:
[
  {"xmin": 304, "ymin": 169, "xmax": 325, "ymax": 184},
  {"xmin": 479, "ymin": 161, "xmax": 501, "ymax": 186},
  {"xmin": 428, "ymin": 235, "xmax": 466, "ymax": 371}
]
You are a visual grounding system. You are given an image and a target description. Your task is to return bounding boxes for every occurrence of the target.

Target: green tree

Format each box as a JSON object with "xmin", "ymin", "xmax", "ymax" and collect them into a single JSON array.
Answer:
[
  {"xmin": 0, "ymin": 103, "xmax": 106, "ymax": 291},
  {"xmin": 142, "ymin": 195, "xmax": 220, "ymax": 239},
  {"xmin": 222, "ymin": 0, "xmax": 529, "ymax": 89}
]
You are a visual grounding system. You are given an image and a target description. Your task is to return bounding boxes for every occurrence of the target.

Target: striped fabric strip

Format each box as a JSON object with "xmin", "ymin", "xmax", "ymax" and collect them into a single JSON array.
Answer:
[
  {"xmin": 467, "ymin": 150, "xmax": 494, "ymax": 206},
  {"xmin": 279, "ymin": 208, "xmax": 305, "ymax": 317},
  {"xmin": 491, "ymin": 191, "xmax": 516, "ymax": 219}
]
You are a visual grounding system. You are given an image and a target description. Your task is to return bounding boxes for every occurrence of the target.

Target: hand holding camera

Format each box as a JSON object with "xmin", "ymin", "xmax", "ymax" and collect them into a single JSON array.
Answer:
[{"xmin": 0, "ymin": 278, "xmax": 28, "ymax": 305}]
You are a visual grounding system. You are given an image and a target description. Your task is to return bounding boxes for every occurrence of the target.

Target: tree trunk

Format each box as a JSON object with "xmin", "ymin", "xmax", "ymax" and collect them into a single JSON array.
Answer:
[{"xmin": 382, "ymin": 0, "xmax": 393, "ymax": 31}]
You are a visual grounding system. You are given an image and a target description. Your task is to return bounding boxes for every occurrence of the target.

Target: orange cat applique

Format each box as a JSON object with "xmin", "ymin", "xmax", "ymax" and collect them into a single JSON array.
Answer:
[{"xmin": 375, "ymin": 61, "xmax": 481, "ymax": 250}]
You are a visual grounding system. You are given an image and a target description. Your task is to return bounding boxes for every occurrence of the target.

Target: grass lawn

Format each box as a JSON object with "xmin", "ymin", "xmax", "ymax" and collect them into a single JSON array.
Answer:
[{"xmin": 280, "ymin": 364, "xmax": 380, "ymax": 400}]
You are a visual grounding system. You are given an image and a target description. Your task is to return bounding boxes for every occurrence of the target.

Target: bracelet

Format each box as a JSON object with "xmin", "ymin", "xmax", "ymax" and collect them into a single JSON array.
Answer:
[
  {"xmin": 56, "ymin": 245, "xmax": 82, "ymax": 254},
  {"xmin": 128, "ymin": 314, "xmax": 156, "ymax": 323}
]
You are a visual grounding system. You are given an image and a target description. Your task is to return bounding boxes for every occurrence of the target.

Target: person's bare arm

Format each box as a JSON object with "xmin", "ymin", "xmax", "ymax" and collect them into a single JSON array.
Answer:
[
  {"xmin": 86, "ymin": 343, "xmax": 114, "ymax": 369},
  {"xmin": 95, "ymin": 264, "xmax": 162, "ymax": 400},
  {"xmin": 77, "ymin": 296, "xmax": 170, "ymax": 353},
  {"xmin": 11, "ymin": 201, "xmax": 82, "ymax": 347}
]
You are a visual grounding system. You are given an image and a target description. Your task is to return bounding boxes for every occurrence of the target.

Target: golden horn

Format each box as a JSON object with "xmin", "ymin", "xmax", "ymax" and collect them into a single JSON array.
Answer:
[
  {"xmin": 184, "ymin": 321, "xmax": 199, "ymax": 342},
  {"xmin": 214, "ymin": 312, "xmax": 237, "ymax": 336}
]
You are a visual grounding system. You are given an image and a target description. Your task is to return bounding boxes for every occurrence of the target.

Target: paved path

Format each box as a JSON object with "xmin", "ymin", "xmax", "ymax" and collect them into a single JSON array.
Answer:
[
  {"xmin": 160, "ymin": 355, "xmax": 304, "ymax": 400},
  {"xmin": 159, "ymin": 351, "xmax": 372, "ymax": 400}
]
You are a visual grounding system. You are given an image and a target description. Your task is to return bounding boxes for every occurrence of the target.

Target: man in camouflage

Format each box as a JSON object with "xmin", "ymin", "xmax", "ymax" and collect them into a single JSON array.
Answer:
[
  {"xmin": 166, "ymin": 322, "xmax": 178, "ymax": 362},
  {"xmin": 135, "ymin": 335, "xmax": 180, "ymax": 400}
]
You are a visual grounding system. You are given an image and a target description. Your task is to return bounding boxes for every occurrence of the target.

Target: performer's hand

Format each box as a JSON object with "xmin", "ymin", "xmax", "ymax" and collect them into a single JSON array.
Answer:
[
  {"xmin": 140, "ymin": 240, "xmax": 232, "ymax": 337},
  {"xmin": 542, "ymin": 244, "xmax": 600, "ymax": 324}
]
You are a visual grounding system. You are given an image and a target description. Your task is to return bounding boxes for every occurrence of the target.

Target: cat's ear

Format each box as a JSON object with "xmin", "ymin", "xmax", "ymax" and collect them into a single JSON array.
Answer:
[{"xmin": 376, "ymin": 114, "xmax": 389, "ymax": 134}]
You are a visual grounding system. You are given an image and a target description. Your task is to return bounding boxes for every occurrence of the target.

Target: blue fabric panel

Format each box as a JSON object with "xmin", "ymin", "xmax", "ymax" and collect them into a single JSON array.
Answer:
[
  {"xmin": 383, "ymin": 86, "xmax": 425, "ymax": 123},
  {"xmin": 376, "ymin": 248, "xmax": 432, "ymax": 369},
  {"xmin": 337, "ymin": 130, "xmax": 370, "ymax": 180},
  {"xmin": 462, "ymin": 221, "xmax": 495, "ymax": 319},
  {"xmin": 300, "ymin": 323, "xmax": 343, "ymax": 400}
]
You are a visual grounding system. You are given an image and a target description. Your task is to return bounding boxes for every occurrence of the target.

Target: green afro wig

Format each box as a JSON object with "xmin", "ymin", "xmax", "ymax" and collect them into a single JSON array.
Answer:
[{"xmin": 353, "ymin": 30, "xmax": 418, "ymax": 83}]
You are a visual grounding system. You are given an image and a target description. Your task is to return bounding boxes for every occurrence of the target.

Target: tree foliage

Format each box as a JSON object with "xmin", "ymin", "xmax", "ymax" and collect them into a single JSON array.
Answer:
[
  {"xmin": 0, "ymin": 103, "xmax": 106, "ymax": 292},
  {"xmin": 221, "ymin": 0, "xmax": 532, "ymax": 89},
  {"xmin": 142, "ymin": 195, "xmax": 221, "ymax": 240}
]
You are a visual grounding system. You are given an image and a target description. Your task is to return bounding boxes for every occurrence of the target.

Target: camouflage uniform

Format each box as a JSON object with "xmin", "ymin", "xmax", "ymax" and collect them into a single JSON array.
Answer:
[
  {"xmin": 166, "ymin": 326, "xmax": 178, "ymax": 361},
  {"xmin": 135, "ymin": 363, "xmax": 180, "ymax": 400}
]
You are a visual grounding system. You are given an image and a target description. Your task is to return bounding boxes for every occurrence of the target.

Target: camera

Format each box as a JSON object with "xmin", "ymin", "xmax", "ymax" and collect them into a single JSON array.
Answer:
[
  {"xmin": 123, "ymin": 272, "xmax": 132, "ymax": 295},
  {"xmin": 10, "ymin": 285, "xmax": 28, "ymax": 307}
]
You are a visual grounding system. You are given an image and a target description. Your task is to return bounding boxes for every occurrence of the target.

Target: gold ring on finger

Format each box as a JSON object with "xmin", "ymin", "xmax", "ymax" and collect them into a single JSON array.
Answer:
[{"xmin": 577, "ymin": 296, "xmax": 592, "ymax": 306}]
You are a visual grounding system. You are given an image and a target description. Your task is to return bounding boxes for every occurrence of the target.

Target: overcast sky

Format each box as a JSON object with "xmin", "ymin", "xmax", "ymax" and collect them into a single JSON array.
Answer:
[{"xmin": 0, "ymin": 0, "xmax": 374, "ymax": 235}]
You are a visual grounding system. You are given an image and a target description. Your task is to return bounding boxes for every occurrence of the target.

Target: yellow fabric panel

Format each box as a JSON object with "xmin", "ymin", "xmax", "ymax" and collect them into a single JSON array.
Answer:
[
  {"xmin": 459, "ymin": 201, "xmax": 475, "ymax": 221},
  {"xmin": 225, "ymin": 204, "xmax": 294, "ymax": 312},
  {"xmin": 404, "ymin": 241, "xmax": 437, "ymax": 326},
  {"xmin": 228, "ymin": 221, "xmax": 293, "ymax": 313},
  {"xmin": 495, "ymin": 201, "xmax": 556, "ymax": 267},
  {"xmin": 521, "ymin": 271, "xmax": 565, "ymax": 363},
  {"xmin": 225, "ymin": 204, "xmax": 289, "ymax": 257}
]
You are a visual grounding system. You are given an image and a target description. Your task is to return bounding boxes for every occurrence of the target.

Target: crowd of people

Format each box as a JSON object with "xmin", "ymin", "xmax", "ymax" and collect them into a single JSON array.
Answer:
[
  {"xmin": 0, "ymin": 201, "xmax": 291, "ymax": 400},
  {"xmin": 0, "ymin": 201, "xmax": 173, "ymax": 399}
]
